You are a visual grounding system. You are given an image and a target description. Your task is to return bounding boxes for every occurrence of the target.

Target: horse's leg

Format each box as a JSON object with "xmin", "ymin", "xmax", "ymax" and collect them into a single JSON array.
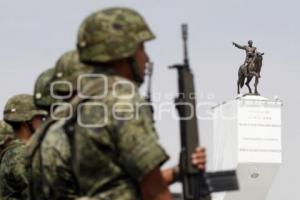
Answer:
[
  {"xmin": 237, "ymin": 67, "xmax": 243, "ymax": 94},
  {"xmin": 245, "ymin": 77, "xmax": 253, "ymax": 94},
  {"xmin": 254, "ymin": 76, "xmax": 260, "ymax": 95},
  {"xmin": 237, "ymin": 79, "xmax": 240, "ymax": 94}
]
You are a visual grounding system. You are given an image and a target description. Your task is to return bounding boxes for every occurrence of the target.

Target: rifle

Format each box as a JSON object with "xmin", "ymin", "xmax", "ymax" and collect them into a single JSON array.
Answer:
[
  {"xmin": 169, "ymin": 24, "xmax": 239, "ymax": 200},
  {"xmin": 145, "ymin": 62, "xmax": 155, "ymax": 122},
  {"xmin": 145, "ymin": 62, "xmax": 154, "ymax": 104}
]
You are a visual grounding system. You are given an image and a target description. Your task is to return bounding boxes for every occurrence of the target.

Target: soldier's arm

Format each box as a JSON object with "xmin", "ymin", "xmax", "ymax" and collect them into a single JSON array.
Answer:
[
  {"xmin": 140, "ymin": 167, "xmax": 172, "ymax": 200},
  {"xmin": 111, "ymin": 82, "xmax": 171, "ymax": 198},
  {"xmin": 232, "ymin": 42, "xmax": 246, "ymax": 50},
  {"xmin": 75, "ymin": 169, "xmax": 173, "ymax": 200}
]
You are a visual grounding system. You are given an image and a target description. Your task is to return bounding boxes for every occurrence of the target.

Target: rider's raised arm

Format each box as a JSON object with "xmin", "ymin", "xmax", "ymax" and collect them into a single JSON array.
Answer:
[{"xmin": 233, "ymin": 42, "xmax": 246, "ymax": 50}]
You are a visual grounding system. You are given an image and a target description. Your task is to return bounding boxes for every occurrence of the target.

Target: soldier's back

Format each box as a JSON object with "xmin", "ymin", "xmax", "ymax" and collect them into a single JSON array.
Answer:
[{"xmin": 0, "ymin": 140, "xmax": 28, "ymax": 200}]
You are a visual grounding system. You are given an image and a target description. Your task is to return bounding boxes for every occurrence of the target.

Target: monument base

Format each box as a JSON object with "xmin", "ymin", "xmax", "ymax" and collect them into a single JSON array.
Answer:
[{"xmin": 212, "ymin": 95, "xmax": 282, "ymax": 200}]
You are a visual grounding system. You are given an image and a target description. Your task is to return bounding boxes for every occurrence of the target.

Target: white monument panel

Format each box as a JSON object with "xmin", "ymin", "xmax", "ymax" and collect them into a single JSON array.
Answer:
[
  {"xmin": 237, "ymin": 98, "xmax": 282, "ymax": 163},
  {"xmin": 212, "ymin": 96, "xmax": 282, "ymax": 200}
]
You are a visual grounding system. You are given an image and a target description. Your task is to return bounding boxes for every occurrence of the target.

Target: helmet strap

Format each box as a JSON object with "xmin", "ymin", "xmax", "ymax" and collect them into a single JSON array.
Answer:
[{"xmin": 128, "ymin": 57, "xmax": 144, "ymax": 85}]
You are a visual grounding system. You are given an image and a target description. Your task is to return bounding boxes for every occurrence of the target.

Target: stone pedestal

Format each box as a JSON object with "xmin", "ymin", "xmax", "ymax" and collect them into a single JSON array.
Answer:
[{"xmin": 212, "ymin": 95, "xmax": 282, "ymax": 200}]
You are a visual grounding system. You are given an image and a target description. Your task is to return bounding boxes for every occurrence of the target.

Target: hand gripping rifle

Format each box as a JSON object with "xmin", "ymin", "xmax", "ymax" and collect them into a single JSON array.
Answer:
[{"xmin": 169, "ymin": 24, "xmax": 239, "ymax": 200}]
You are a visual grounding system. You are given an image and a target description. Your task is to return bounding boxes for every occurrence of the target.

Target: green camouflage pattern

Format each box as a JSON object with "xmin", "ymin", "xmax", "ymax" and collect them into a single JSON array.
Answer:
[
  {"xmin": 34, "ymin": 68, "xmax": 58, "ymax": 108},
  {"xmin": 4, "ymin": 94, "xmax": 48, "ymax": 122},
  {"xmin": 28, "ymin": 120, "xmax": 77, "ymax": 200},
  {"xmin": 0, "ymin": 139, "xmax": 28, "ymax": 199},
  {"xmin": 0, "ymin": 120, "xmax": 14, "ymax": 146},
  {"xmin": 53, "ymin": 50, "xmax": 93, "ymax": 93},
  {"xmin": 28, "ymin": 74, "xmax": 169, "ymax": 200},
  {"xmin": 78, "ymin": 7, "xmax": 155, "ymax": 63},
  {"xmin": 73, "ymin": 75, "xmax": 168, "ymax": 199}
]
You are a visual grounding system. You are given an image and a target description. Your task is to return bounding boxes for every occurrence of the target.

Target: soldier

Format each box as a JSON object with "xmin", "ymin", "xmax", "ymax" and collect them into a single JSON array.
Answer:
[
  {"xmin": 34, "ymin": 68, "xmax": 58, "ymax": 112},
  {"xmin": 232, "ymin": 40, "xmax": 259, "ymax": 77},
  {"xmin": 50, "ymin": 50, "xmax": 94, "ymax": 102},
  {"xmin": 28, "ymin": 50, "xmax": 95, "ymax": 200},
  {"xmin": 28, "ymin": 8, "xmax": 207, "ymax": 200},
  {"xmin": 3, "ymin": 94, "xmax": 48, "ymax": 143},
  {"xmin": 0, "ymin": 94, "xmax": 48, "ymax": 199},
  {"xmin": 0, "ymin": 120, "xmax": 19, "ymax": 199},
  {"xmin": 75, "ymin": 9, "xmax": 173, "ymax": 199},
  {"xmin": 0, "ymin": 120, "xmax": 14, "ymax": 155}
]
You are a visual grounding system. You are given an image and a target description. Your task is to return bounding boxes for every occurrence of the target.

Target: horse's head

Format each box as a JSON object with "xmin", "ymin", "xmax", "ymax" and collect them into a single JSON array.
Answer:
[
  {"xmin": 255, "ymin": 52, "xmax": 264, "ymax": 61},
  {"xmin": 257, "ymin": 52, "xmax": 264, "ymax": 56},
  {"xmin": 251, "ymin": 51, "xmax": 264, "ymax": 71}
]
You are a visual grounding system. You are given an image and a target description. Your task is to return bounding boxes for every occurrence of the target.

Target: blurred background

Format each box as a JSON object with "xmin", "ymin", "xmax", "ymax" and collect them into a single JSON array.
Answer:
[{"xmin": 0, "ymin": 1, "xmax": 299, "ymax": 198}]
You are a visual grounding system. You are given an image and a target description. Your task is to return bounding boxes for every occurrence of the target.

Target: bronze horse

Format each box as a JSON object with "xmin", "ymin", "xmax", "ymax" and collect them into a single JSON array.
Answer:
[{"xmin": 237, "ymin": 52, "xmax": 264, "ymax": 95}]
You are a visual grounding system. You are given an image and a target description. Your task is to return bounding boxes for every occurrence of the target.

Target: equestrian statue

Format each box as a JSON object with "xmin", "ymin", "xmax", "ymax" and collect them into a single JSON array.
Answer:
[{"xmin": 233, "ymin": 40, "xmax": 264, "ymax": 95}]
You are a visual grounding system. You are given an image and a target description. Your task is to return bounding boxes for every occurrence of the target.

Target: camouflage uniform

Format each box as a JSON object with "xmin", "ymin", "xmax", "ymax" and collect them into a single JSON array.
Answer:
[
  {"xmin": 0, "ymin": 140, "xmax": 27, "ymax": 200},
  {"xmin": 29, "ymin": 75, "xmax": 168, "ymax": 200},
  {"xmin": 0, "ymin": 120, "xmax": 26, "ymax": 200},
  {"xmin": 74, "ymin": 77, "xmax": 168, "ymax": 200},
  {"xmin": 28, "ymin": 8, "xmax": 169, "ymax": 200},
  {"xmin": 27, "ymin": 50, "xmax": 92, "ymax": 200},
  {"xmin": 0, "ymin": 95, "xmax": 48, "ymax": 200},
  {"xmin": 0, "ymin": 121, "xmax": 14, "ymax": 150},
  {"xmin": 28, "ymin": 118, "xmax": 77, "ymax": 200}
]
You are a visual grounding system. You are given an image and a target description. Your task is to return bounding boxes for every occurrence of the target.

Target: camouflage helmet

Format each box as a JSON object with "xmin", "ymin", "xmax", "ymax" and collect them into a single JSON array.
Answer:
[
  {"xmin": 4, "ymin": 94, "xmax": 48, "ymax": 122},
  {"xmin": 0, "ymin": 120, "xmax": 14, "ymax": 146},
  {"xmin": 77, "ymin": 7, "xmax": 155, "ymax": 63},
  {"xmin": 34, "ymin": 68, "xmax": 58, "ymax": 108},
  {"xmin": 52, "ymin": 50, "xmax": 93, "ymax": 93}
]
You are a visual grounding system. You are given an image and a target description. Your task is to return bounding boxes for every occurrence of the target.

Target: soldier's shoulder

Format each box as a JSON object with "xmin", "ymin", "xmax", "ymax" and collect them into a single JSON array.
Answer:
[
  {"xmin": 26, "ymin": 118, "xmax": 58, "ymax": 159},
  {"xmin": 0, "ymin": 121, "xmax": 13, "ymax": 132},
  {"xmin": 108, "ymin": 75, "xmax": 140, "ymax": 100},
  {"xmin": 1, "ymin": 140, "xmax": 26, "ymax": 166},
  {"xmin": 42, "ymin": 120, "xmax": 69, "ymax": 148},
  {"xmin": 40, "ymin": 120, "xmax": 71, "ymax": 164},
  {"xmin": 5, "ymin": 140, "xmax": 25, "ymax": 154},
  {"xmin": 4, "ymin": 139, "xmax": 24, "ymax": 152},
  {"xmin": 26, "ymin": 119, "xmax": 71, "ymax": 170},
  {"xmin": 81, "ymin": 74, "xmax": 140, "ymax": 102}
]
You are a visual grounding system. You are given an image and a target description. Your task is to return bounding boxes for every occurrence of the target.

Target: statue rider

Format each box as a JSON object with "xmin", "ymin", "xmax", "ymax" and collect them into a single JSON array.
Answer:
[{"xmin": 233, "ymin": 40, "xmax": 260, "ymax": 77}]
